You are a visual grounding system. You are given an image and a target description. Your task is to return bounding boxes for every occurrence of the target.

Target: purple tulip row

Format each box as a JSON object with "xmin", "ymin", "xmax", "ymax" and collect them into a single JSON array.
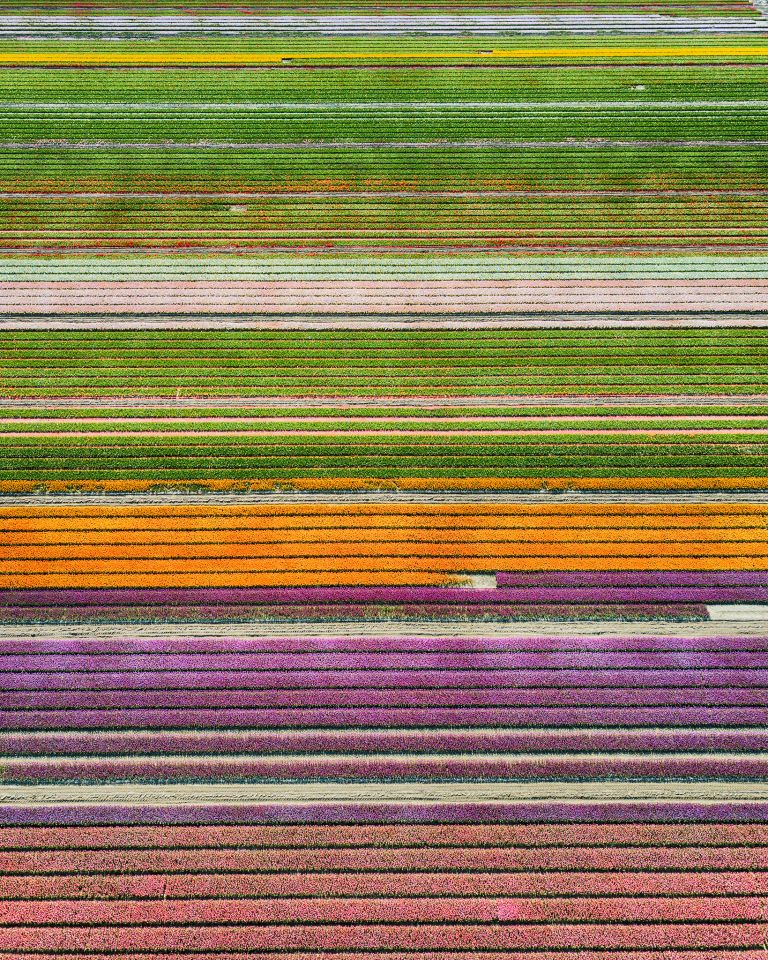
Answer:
[
  {"xmin": 4, "ymin": 728, "xmax": 766, "ymax": 756},
  {"xmin": 7, "ymin": 753, "xmax": 768, "ymax": 785},
  {"xmin": 1, "ymin": 803, "xmax": 766, "ymax": 826},
  {"xmin": 4, "ymin": 634, "xmax": 764, "ymax": 654},
  {"xmin": 1, "ymin": 576, "xmax": 767, "ymax": 606},
  {"xmin": 4, "ymin": 683, "xmax": 768, "ymax": 706},
  {"xmin": 2, "ymin": 705, "xmax": 764, "ymax": 730}
]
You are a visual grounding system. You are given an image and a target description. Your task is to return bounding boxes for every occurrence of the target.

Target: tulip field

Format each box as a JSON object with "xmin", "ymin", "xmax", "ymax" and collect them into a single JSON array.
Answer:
[{"xmin": 1, "ymin": 4, "xmax": 768, "ymax": 956}]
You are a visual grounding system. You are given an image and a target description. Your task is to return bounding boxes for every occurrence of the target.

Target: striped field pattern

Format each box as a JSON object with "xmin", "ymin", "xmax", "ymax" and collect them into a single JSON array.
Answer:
[{"xmin": 1, "ymin": 2, "xmax": 768, "ymax": 957}]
